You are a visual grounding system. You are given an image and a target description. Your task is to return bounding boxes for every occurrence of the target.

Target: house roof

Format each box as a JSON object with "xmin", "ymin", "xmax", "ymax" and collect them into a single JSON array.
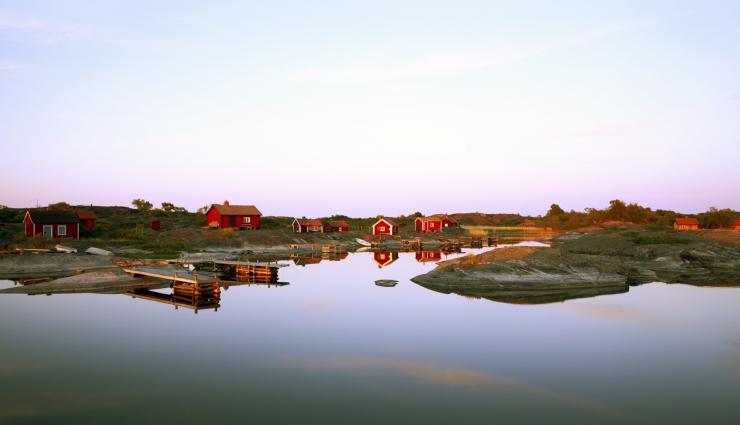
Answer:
[
  {"xmin": 328, "ymin": 220, "xmax": 349, "ymax": 227},
  {"xmin": 76, "ymin": 210, "xmax": 96, "ymax": 219},
  {"xmin": 418, "ymin": 214, "xmax": 456, "ymax": 223},
  {"xmin": 375, "ymin": 217, "xmax": 398, "ymax": 226},
  {"xmin": 675, "ymin": 217, "xmax": 699, "ymax": 226},
  {"xmin": 211, "ymin": 204, "xmax": 262, "ymax": 216},
  {"xmin": 296, "ymin": 218, "xmax": 324, "ymax": 226},
  {"xmin": 26, "ymin": 210, "xmax": 79, "ymax": 224}
]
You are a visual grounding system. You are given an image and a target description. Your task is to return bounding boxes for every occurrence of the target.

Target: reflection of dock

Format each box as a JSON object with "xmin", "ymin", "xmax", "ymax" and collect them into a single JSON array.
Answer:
[{"xmin": 127, "ymin": 288, "xmax": 220, "ymax": 313}]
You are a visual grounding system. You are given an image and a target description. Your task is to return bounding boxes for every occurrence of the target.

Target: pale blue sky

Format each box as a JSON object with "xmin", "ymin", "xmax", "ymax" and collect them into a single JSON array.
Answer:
[{"xmin": 1, "ymin": 1, "xmax": 738, "ymax": 216}]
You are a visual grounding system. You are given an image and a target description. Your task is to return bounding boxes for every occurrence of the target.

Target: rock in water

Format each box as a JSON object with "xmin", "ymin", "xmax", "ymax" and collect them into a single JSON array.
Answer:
[{"xmin": 375, "ymin": 279, "xmax": 399, "ymax": 287}]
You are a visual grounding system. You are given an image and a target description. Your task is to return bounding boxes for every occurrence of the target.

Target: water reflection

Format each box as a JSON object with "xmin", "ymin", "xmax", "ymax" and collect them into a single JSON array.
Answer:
[{"xmin": 373, "ymin": 251, "xmax": 399, "ymax": 268}]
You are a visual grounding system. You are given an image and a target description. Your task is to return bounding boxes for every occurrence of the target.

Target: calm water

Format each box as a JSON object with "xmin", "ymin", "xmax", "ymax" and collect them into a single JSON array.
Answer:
[{"xmin": 1, "ymin": 248, "xmax": 739, "ymax": 425}]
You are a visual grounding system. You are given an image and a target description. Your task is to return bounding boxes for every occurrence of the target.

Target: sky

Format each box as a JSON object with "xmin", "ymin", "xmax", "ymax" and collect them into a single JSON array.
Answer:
[{"xmin": 1, "ymin": 0, "xmax": 738, "ymax": 216}]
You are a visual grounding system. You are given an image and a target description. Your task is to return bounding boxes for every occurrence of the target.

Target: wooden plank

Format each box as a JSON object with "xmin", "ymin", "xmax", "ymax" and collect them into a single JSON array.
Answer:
[{"xmin": 123, "ymin": 267, "xmax": 217, "ymax": 284}]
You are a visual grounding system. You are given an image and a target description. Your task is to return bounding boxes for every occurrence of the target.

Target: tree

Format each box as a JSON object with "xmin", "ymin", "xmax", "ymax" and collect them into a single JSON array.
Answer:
[
  {"xmin": 546, "ymin": 203, "xmax": 565, "ymax": 216},
  {"xmin": 196, "ymin": 205, "xmax": 210, "ymax": 215},
  {"xmin": 161, "ymin": 202, "xmax": 187, "ymax": 213},
  {"xmin": 701, "ymin": 207, "xmax": 736, "ymax": 229},
  {"xmin": 606, "ymin": 199, "xmax": 627, "ymax": 221},
  {"xmin": 47, "ymin": 202, "xmax": 71, "ymax": 211},
  {"xmin": 131, "ymin": 199, "xmax": 153, "ymax": 211}
]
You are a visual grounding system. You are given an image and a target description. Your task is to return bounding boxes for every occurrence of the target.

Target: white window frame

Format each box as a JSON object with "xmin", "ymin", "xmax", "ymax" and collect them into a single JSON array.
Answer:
[
  {"xmin": 243, "ymin": 216, "xmax": 251, "ymax": 224},
  {"xmin": 379, "ymin": 226, "xmax": 386, "ymax": 231},
  {"xmin": 58, "ymin": 225, "xmax": 67, "ymax": 236}
]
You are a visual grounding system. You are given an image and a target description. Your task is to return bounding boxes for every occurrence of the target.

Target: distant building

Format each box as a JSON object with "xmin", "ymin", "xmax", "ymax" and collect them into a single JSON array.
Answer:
[
  {"xmin": 206, "ymin": 201, "xmax": 262, "ymax": 229},
  {"xmin": 324, "ymin": 220, "xmax": 349, "ymax": 232},
  {"xmin": 372, "ymin": 217, "xmax": 398, "ymax": 236},
  {"xmin": 373, "ymin": 251, "xmax": 398, "ymax": 268},
  {"xmin": 24, "ymin": 210, "xmax": 80, "ymax": 239},
  {"xmin": 293, "ymin": 218, "xmax": 324, "ymax": 233},
  {"xmin": 76, "ymin": 210, "xmax": 96, "ymax": 230},
  {"xmin": 673, "ymin": 216, "xmax": 700, "ymax": 231}
]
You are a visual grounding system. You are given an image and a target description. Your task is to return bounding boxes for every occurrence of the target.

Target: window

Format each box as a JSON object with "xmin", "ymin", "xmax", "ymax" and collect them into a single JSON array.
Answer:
[
  {"xmin": 58, "ymin": 225, "xmax": 67, "ymax": 236},
  {"xmin": 379, "ymin": 226, "xmax": 386, "ymax": 231},
  {"xmin": 243, "ymin": 217, "xmax": 251, "ymax": 224}
]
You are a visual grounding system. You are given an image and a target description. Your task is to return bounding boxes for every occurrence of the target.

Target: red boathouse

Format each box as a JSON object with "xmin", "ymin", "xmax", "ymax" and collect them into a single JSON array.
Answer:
[
  {"xmin": 76, "ymin": 210, "xmax": 96, "ymax": 230},
  {"xmin": 372, "ymin": 217, "xmax": 398, "ymax": 236},
  {"xmin": 206, "ymin": 201, "xmax": 262, "ymax": 229},
  {"xmin": 415, "ymin": 215, "xmax": 457, "ymax": 232},
  {"xmin": 325, "ymin": 220, "xmax": 349, "ymax": 232},
  {"xmin": 24, "ymin": 210, "xmax": 80, "ymax": 239}
]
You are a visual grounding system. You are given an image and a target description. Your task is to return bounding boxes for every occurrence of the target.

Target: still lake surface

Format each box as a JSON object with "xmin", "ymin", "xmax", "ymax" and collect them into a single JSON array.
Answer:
[{"xmin": 1, "ymin": 246, "xmax": 739, "ymax": 424}]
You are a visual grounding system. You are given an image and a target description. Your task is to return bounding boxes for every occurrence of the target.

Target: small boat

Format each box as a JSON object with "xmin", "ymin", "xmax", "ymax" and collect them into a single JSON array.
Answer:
[
  {"xmin": 85, "ymin": 247, "xmax": 113, "ymax": 256},
  {"xmin": 355, "ymin": 238, "xmax": 372, "ymax": 247},
  {"xmin": 55, "ymin": 244, "xmax": 77, "ymax": 253}
]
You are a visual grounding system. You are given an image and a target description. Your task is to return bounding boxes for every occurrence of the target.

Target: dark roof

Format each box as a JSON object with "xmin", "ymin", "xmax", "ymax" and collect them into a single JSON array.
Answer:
[
  {"xmin": 675, "ymin": 217, "xmax": 699, "ymax": 226},
  {"xmin": 26, "ymin": 210, "xmax": 79, "ymax": 224},
  {"xmin": 210, "ymin": 204, "xmax": 262, "ymax": 216},
  {"xmin": 76, "ymin": 210, "xmax": 96, "ymax": 219},
  {"xmin": 327, "ymin": 220, "xmax": 349, "ymax": 227},
  {"xmin": 295, "ymin": 218, "xmax": 324, "ymax": 226}
]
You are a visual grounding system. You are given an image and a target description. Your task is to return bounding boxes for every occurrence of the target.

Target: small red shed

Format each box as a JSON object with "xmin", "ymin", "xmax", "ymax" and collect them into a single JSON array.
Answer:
[
  {"xmin": 441, "ymin": 215, "xmax": 458, "ymax": 228},
  {"xmin": 325, "ymin": 220, "xmax": 349, "ymax": 232},
  {"xmin": 23, "ymin": 210, "xmax": 80, "ymax": 240},
  {"xmin": 206, "ymin": 201, "xmax": 262, "ymax": 230},
  {"xmin": 293, "ymin": 218, "xmax": 324, "ymax": 233},
  {"xmin": 371, "ymin": 217, "xmax": 398, "ymax": 236},
  {"xmin": 76, "ymin": 210, "xmax": 96, "ymax": 230},
  {"xmin": 734, "ymin": 219, "xmax": 740, "ymax": 231},
  {"xmin": 151, "ymin": 220, "xmax": 161, "ymax": 231}
]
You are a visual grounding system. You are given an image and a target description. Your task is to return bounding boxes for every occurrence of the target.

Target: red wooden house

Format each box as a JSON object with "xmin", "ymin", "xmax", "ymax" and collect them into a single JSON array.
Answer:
[
  {"xmin": 76, "ymin": 210, "xmax": 96, "ymax": 230},
  {"xmin": 206, "ymin": 201, "xmax": 262, "ymax": 229},
  {"xmin": 415, "ymin": 216, "xmax": 442, "ymax": 232},
  {"xmin": 293, "ymin": 218, "xmax": 324, "ymax": 233},
  {"xmin": 24, "ymin": 210, "xmax": 80, "ymax": 239},
  {"xmin": 673, "ymin": 216, "xmax": 699, "ymax": 231},
  {"xmin": 415, "ymin": 250, "xmax": 442, "ymax": 262},
  {"xmin": 441, "ymin": 215, "xmax": 458, "ymax": 228},
  {"xmin": 373, "ymin": 251, "xmax": 398, "ymax": 268},
  {"xmin": 371, "ymin": 217, "xmax": 398, "ymax": 236},
  {"xmin": 325, "ymin": 220, "xmax": 349, "ymax": 232}
]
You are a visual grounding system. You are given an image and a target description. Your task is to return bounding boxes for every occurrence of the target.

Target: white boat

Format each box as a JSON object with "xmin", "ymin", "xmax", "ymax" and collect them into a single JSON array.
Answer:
[
  {"xmin": 355, "ymin": 238, "xmax": 372, "ymax": 247},
  {"xmin": 55, "ymin": 244, "xmax": 77, "ymax": 253},
  {"xmin": 85, "ymin": 247, "xmax": 113, "ymax": 256}
]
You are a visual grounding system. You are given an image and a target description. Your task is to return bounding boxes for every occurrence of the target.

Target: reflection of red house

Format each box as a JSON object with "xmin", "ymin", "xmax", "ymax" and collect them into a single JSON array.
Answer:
[
  {"xmin": 415, "ymin": 251, "xmax": 442, "ymax": 262},
  {"xmin": 206, "ymin": 201, "xmax": 262, "ymax": 229},
  {"xmin": 293, "ymin": 218, "xmax": 324, "ymax": 233},
  {"xmin": 76, "ymin": 210, "xmax": 96, "ymax": 230},
  {"xmin": 325, "ymin": 220, "xmax": 349, "ymax": 232},
  {"xmin": 373, "ymin": 251, "xmax": 398, "ymax": 268},
  {"xmin": 293, "ymin": 256, "xmax": 323, "ymax": 267},
  {"xmin": 372, "ymin": 217, "xmax": 398, "ymax": 236},
  {"xmin": 23, "ymin": 210, "xmax": 80, "ymax": 239},
  {"xmin": 673, "ymin": 216, "xmax": 699, "ymax": 231}
]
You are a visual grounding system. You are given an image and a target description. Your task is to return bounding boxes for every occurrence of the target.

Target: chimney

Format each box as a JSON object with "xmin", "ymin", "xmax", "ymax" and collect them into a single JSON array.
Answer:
[{"xmin": 223, "ymin": 200, "xmax": 230, "ymax": 206}]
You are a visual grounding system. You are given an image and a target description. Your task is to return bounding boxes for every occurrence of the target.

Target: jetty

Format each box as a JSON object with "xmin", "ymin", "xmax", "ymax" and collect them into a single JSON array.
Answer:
[{"xmin": 123, "ymin": 267, "xmax": 221, "ymax": 309}]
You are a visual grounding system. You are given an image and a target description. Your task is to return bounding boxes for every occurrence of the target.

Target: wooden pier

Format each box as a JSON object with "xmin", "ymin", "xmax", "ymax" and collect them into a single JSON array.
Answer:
[
  {"xmin": 127, "ymin": 288, "xmax": 220, "ymax": 313},
  {"xmin": 123, "ymin": 267, "xmax": 221, "ymax": 309}
]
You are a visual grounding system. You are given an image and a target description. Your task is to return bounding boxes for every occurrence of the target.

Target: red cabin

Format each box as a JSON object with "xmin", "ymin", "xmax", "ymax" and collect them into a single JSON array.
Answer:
[
  {"xmin": 76, "ymin": 210, "xmax": 96, "ymax": 230},
  {"xmin": 415, "ymin": 214, "xmax": 456, "ymax": 232},
  {"xmin": 415, "ymin": 216, "xmax": 442, "ymax": 232},
  {"xmin": 373, "ymin": 251, "xmax": 398, "ymax": 268},
  {"xmin": 151, "ymin": 220, "xmax": 161, "ymax": 231},
  {"xmin": 206, "ymin": 201, "xmax": 262, "ymax": 230},
  {"xmin": 325, "ymin": 220, "xmax": 349, "ymax": 232},
  {"xmin": 415, "ymin": 251, "xmax": 442, "ymax": 262},
  {"xmin": 371, "ymin": 217, "xmax": 398, "ymax": 236},
  {"xmin": 293, "ymin": 218, "xmax": 324, "ymax": 233},
  {"xmin": 23, "ymin": 210, "xmax": 79, "ymax": 240},
  {"xmin": 673, "ymin": 216, "xmax": 699, "ymax": 231},
  {"xmin": 734, "ymin": 219, "xmax": 740, "ymax": 231}
]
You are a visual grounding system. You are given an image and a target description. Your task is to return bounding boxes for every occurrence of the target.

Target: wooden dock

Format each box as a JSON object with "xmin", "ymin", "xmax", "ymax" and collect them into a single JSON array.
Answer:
[{"xmin": 123, "ymin": 267, "xmax": 221, "ymax": 307}]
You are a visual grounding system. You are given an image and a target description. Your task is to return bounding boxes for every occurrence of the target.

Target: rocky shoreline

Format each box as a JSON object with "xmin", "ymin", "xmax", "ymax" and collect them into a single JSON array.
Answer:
[{"xmin": 411, "ymin": 227, "xmax": 740, "ymax": 303}]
